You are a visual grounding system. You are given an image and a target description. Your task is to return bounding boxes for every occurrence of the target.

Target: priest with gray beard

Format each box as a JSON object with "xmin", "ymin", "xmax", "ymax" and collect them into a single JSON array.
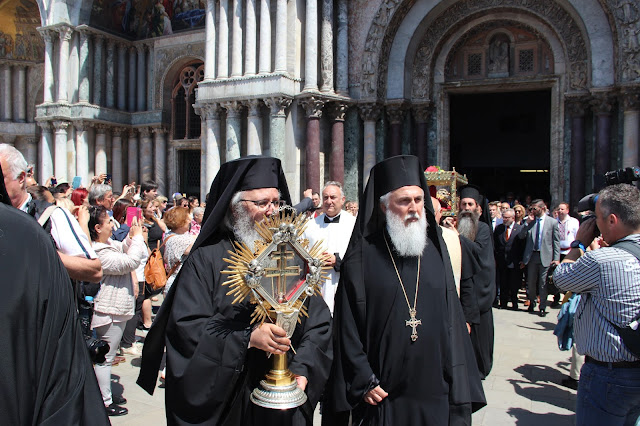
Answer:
[{"xmin": 330, "ymin": 155, "xmax": 485, "ymax": 426}]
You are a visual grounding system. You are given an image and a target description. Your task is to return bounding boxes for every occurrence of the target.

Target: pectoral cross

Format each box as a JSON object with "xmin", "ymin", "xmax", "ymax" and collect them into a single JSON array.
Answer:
[
  {"xmin": 264, "ymin": 244, "xmax": 301, "ymax": 303},
  {"xmin": 405, "ymin": 309, "xmax": 421, "ymax": 342}
]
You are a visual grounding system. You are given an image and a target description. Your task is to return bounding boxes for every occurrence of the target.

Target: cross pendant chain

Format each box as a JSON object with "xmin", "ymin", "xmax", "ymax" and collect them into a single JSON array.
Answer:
[{"xmin": 405, "ymin": 308, "xmax": 422, "ymax": 342}]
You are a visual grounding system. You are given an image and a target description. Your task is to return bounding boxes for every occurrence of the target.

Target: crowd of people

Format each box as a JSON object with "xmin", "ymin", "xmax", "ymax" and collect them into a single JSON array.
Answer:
[{"xmin": 2, "ymin": 139, "xmax": 639, "ymax": 425}]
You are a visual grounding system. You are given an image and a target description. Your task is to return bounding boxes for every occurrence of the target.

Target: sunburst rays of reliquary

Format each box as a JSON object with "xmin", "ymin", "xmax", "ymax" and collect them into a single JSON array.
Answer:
[{"xmin": 221, "ymin": 241, "xmax": 256, "ymax": 304}]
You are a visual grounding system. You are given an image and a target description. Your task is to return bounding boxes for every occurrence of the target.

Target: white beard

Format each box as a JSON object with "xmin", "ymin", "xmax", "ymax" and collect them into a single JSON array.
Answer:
[
  {"xmin": 385, "ymin": 208, "xmax": 428, "ymax": 257},
  {"xmin": 232, "ymin": 202, "xmax": 262, "ymax": 249}
]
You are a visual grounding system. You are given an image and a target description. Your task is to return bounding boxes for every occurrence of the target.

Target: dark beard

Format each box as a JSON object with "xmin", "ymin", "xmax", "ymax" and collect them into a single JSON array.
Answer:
[{"xmin": 457, "ymin": 210, "xmax": 479, "ymax": 241}]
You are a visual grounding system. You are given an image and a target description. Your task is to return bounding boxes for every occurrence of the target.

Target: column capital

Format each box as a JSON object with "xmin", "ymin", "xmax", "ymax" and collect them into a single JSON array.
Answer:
[
  {"xmin": 151, "ymin": 125, "xmax": 167, "ymax": 135},
  {"xmin": 37, "ymin": 121, "xmax": 53, "ymax": 132},
  {"xmin": 622, "ymin": 89, "xmax": 640, "ymax": 111},
  {"xmin": 107, "ymin": 38, "xmax": 117, "ymax": 49},
  {"xmin": 221, "ymin": 100, "xmax": 244, "ymax": 118},
  {"xmin": 93, "ymin": 33, "xmax": 105, "ymax": 42},
  {"xmin": 202, "ymin": 104, "xmax": 221, "ymax": 120},
  {"xmin": 52, "ymin": 120, "xmax": 70, "ymax": 131},
  {"xmin": 358, "ymin": 102, "xmax": 382, "ymax": 122},
  {"xmin": 74, "ymin": 120, "xmax": 88, "ymax": 132},
  {"xmin": 411, "ymin": 102, "xmax": 432, "ymax": 123},
  {"xmin": 77, "ymin": 27, "xmax": 91, "ymax": 38},
  {"xmin": 264, "ymin": 97, "xmax": 292, "ymax": 117},
  {"xmin": 56, "ymin": 25, "xmax": 73, "ymax": 41},
  {"xmin": 590, "ymin": 91, "xmax": 615, "ymax": 115},
  {"xmin": 37, "ymin": 27, "xmax": 56, "ymax": 42},
  {"xmin": 328, "ymin": 102, "xmax": 348, "ymax": 121},
  {"xmin": 112, "ymin": 127, "xmax": 126, "ymax": 137},
  {"xmin": 95, "ymin": 123, "xmax": 109, "ymax": 134},
  {"xmin": 135, "ymin": 43, "xmax": 146, "ymax": 54},
  {"xmin": 244, "ymin": 99, "xmax": 262, "ymax": 116},
  {"xmin": 300, "ymin": 96, "xmax": 325, "ymax": 118},
  {"xmin": 128, "ymin": 128, "xmax": 138, "ymax": 138},
  {"xmin": 138, "ymin": 127, "xmax": 151, "ymax": 138},
  {"xmin": 565, "ymin": 96, "xmax": 589, "ymax": 117},
  {"xmin": 385, "ymin": 101, "xmax": 407, "ymax": 124}
]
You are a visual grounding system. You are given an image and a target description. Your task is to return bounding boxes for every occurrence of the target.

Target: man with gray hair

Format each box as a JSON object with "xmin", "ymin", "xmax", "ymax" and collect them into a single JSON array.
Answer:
[
  {"xmin": 0, "ymin": 143, "xmax": 102, "ymax": 283},
  {"xmin": 89, "ymin": 184, "xmax": 116, "ymax": 211},
  {"xmin": 553, "ymin": 184, "xmax": 640, "ymax": 425}
]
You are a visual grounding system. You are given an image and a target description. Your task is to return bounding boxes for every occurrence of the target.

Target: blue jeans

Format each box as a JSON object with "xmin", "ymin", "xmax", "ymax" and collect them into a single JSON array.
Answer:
[{"xmin": 576, "ymin": 361, "xmax": 640, "ymax": 426}]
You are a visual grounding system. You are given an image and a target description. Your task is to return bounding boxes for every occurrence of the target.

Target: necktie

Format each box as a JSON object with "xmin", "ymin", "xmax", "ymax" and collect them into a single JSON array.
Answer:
[
  {"xmin": 324, "ymin": 214, "xmax": 340, "ymax": 223},
  {"xmin": 506, "ymin": 227, "xmax": 510, "ymax": 241},
  {"xmin": 534, "ymin": 218, "xmax": 542, "ymax": 251}
]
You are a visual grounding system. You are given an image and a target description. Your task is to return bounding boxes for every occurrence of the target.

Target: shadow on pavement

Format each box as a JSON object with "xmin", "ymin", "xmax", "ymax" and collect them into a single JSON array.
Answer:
[
  {"xmin": 507, "ymin": 407, "xmax": 574, "ymax": 425},
  {"xmin": 516, "ymin": 321, "xmax": 556, "ymax": 331},
  {"xmin": 111, "ymin": 374, "xmax": 124, "ymax": 398},
  {"xmin": 509, "ymin": 364, "xmax": 576, "ymax": 412}
]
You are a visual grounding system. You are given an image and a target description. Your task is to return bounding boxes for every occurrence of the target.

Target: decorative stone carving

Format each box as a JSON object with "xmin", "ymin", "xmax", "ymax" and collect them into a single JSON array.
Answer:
[
  {"xmin": 359, "ymin": 0, "xmax": 591, "ymax": 100},
  {"xmin": 221, "ymin": 100, "xmax": 244, "ymax": 118},
  {"xmin": 328, "ymin": 102, "xmax": 348, "ymax": 122},
  {"xmin": 94, "ymin": 123, "xmax": 109, "ymax": 134},
  {"xmin": 590, "ymin": 92, "xmax": 615, "ymax": 115},
  {"xmin": 300, "ymin": 96, "xmax": 325, "ymax": 118},
  {"xmin": 245, "ymin": 99, "xmax": 262, "ymax": 116},
  {"xmin": 56, "ymin": 26, "xmax": 73, "ymax": 42},
  {"xmin": 139, "ymin": 126, "xmax": 151, "ymax": 138},
  {"xmin": 609, "ymin": 0, "xmax": 640, "ymax": 83},
  {"xmin": 622, "ymin": 89, "xmax": 640, "ymax": 111},
  {"xmin": 358, "ymin": 102, "xmax": 382, "ymax": 122},
  {"xmin": 203, "ymin": 103, "xmax": 222, "ymax": 120},
  {"xmin": 74, "ymin": 120, "xmax": 87, "ymax": 132},
  {"xmin": 565, "ymin": 97, "xmax": 589, "ymax": 117},
  {"xmin": 53, "ymin": 120, "xmax": 70, "ymax": 132},
  {"xmin": 112, "ymin": 127, "xmax": 125, "ymax": 137},
  {"xmin": 154, "ymin": 43, "xmax": 206, "ymax": 109},
  {"xmin": 38, "ymin": 121, "xmax": 53, "ymax": 132},
  {"xmin": 385, "ymin": 102, "xmax": 406, "ymax": 124},
  {"xmin": 264, "ymin": 97, "xmax": 292, "ymax": 117},
  {"xmin": 412, "ymin": 102, "xmax": 432, "ymax": 123}
]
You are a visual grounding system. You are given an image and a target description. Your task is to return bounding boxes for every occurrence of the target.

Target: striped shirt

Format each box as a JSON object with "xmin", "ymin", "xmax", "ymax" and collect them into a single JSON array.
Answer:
[{"xmin": 553, "ymin": 234, "xmax": 640, "ymax": 362}]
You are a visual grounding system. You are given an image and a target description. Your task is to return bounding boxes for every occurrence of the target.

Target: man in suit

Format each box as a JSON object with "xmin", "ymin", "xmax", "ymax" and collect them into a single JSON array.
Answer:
[
  {"xmin": 489, "ymin": 201, "xmax": 502, "ymax": 231},
  {"xmin": 520, "ymin": 199, "xmax": 560, "ymax": 317},
  {"xmin": 494, "ymin": 208, "xmax": 524, "ymax": 310}
]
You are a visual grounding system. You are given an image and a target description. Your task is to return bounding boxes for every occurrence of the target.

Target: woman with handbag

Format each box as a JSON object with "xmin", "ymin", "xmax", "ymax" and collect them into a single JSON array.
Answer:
[{"xmin": 89, "ymin": 206, "xmax": 147, "ymax": 416}]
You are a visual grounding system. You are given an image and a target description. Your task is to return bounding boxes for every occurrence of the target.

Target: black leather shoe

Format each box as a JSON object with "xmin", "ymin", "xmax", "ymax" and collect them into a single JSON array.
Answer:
[
  {"xmin": 527, "ymin": 304, "xmax": 535, "ymax": 313},
  {"xmin": 539, "ymin": 310, "xmax": 548, "ymax": 317},
  {"xmin": 112, "ymin": 395, "xmax": 127, "ymax": 405},
  {"xmin": 105, "ymin": 404, "xmax": 128, "ymax": 416}
]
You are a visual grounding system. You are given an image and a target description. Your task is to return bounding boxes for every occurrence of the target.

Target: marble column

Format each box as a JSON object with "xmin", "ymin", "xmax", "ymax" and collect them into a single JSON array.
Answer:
[
  {"xmin": 53, "ymin": 121, "xmax": 70, "ymax": 182},
  {"xmin": 67, "ymin": 124, "xmax": 76, "ymax": 181},
  {"xmin": 567, "ymin": 99, "xmax": 587, "ymax": 209},
  {"xmin": 15, "ymin": 66, "xmax": 26, "ymax": 122},
  {"xmin": 258, "ymin": 0, "xmax": 271, "ymax": 74},
  {"xmin": 329, "ymin": 103, "xmax": 347, "ymax": 183},
  {"xmin": 218, "ymin": 0, "xmax": 229, "ymax": 78},
  {"xmin": 203, "ymin": 104, "xmax": 222, "ymax": 191},
  {"xmin": 222, "ymin": 101, "xmax": 242, "ymax": 160},
  {"xmin": 623, "ymin": 91, "xmax": 640, "ymax": 168},
  {"xmin": 413, "ymin": 103, "xmax": 431, "ymax": 166},
  {"xmin": 111, "ymin": 127, "xmax": 124, "ymax": 190},
  {"xmin": 231, "ymin": 0, "xmax": 243, "ymax": 77},
  {"xmin": 274, "ymin": 0, "xmax": 287, "ymax": 72},
  {"xmin": 153, "ymin": 127, "xmax": 167, "ymax": 195},
  {"xmin": 591, "ymin": 93, "xmax": 614, "ymax": 190},
  {"xmin": 128, "ymin": 46, "xmax": 137, "ymax": 112},
  {"xmin": 24, "ymin": 137, "xmax": 37, "ymax": 169},
  {"xmin": 304, "ymin": 0, "xmax": 318, "ymax": 91},
  {"xmin": 78, "ymin": 30, "xmax": 90, "ymax": 103},
  {"xmin": 146, "ymin": 44, "xmax": 154, "ymax": 109},
  {"xmin": 93, "ymin": 35, "xmax": 104, "ymax": 106},
  {"xmin": 204, "ymin": 0, "xmax": 216, "ymax": 80},
  {"xmin": 386, "ymin": 103, "xmax": 405, "ymax": 157},
  {"xmin": 38, "ymin": 122, "xmax": 54, "ymax": 183},
  {"xmin": 335, "ymin": 0, "xmax": 348, "ymax": 95},
  {"xmin": 2, "ymin": 65, "xmax": 12, "ymax": 121},
  {"xmin": 136, "ymin": 44, "xmax": 146, "ymax": 111},
  {"xmin": 264, "ymin": 97, "xmax": 292, "ymax": 162},
  {"xmin": 139, "ymin": 127, "xmax": 153, "ymax": 182},
  {"xmin": 40, "ymin": 29, "xmax": 55, "ymax": 103},
  {"xmin": 320, "ymin": 0, "xmax": 334, "ymax": 93},
  {"xmin": 95, "ymin": 125, "xmax": 108, "ymax": 177},
  {"xmin": 301, "ymin": 96, "xmax": 324, "ymax": 193},
  {"xmin": 245, "ymin": 0, "xmax": 257, "ymax": 76},
  {"xmin": 127, "ymin": 129, "xmax": 139, "ymax": 183},
  {"xmin": 359, "ymin": 103, "xmax": 381, "ymax": 185},
  {"xmin": 106, "ymin": 40, "xmax": 116, "ymax": 108},
  {"xmin": 75, "ymin": 121, "xmax": 89, "ymax": 187},
  {"xmin": 117, "ymin": 43, "xmax": 127, "ymax": 111},
  {"xmin": 246, "ymin": 99, "xmax": 263, "ymax": 155},
  {"xmin": 56, "ymin": 26, "xmax": 73, "ymax": 102}
]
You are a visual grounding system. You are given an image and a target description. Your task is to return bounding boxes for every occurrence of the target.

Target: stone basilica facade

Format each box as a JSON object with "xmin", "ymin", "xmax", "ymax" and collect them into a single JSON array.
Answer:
[{"xmin": 0, "ymin": 0, "xmax": 639, "ymax": 206}]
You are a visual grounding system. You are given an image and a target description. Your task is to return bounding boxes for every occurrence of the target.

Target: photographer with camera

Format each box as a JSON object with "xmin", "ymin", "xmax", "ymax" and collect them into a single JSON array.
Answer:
[{"xmin": 553, "ymin": 183, "xmax": 640, "ymax": 425}]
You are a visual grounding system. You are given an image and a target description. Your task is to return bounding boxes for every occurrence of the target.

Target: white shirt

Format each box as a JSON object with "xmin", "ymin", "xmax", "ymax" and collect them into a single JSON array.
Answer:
[
  {"xmin": 558, "ymin": 216, "xmax": 580, "ymax": 254},
  {"xmin": 303, "ymin": 211, "xmax": 356, "ymax": 315},
  {"xmin": 491, "ymin": 217, "xmax": 503, "ymax": 231}
]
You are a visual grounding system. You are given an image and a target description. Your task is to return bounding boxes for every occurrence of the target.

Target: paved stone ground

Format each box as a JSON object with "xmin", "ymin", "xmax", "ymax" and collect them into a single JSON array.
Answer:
[{"xmin": 110, "ymin": 295, "xmax": 577, "ymax": 425}]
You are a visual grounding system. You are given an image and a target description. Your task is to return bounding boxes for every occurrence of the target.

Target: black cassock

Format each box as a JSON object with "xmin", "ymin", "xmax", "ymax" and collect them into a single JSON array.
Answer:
[
  {"xmin": 165, "ymin": 237, "xmax": 332, "ymax": 425},
  {"xmin": 459, "ymin": 221, "xmax": 496, "ymax": 379},
  {"xmin": 331, "ymin": 230, "xmax": 486, "ymax": 426},
  {"xmin": 0, "ymin": 203, "xmax": 108, "ymax": 425}
]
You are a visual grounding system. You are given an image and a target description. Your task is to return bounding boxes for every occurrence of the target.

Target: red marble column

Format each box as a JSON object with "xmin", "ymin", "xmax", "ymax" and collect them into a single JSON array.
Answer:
[
  {"xmin": 567, "ymin": 99, "xmax": 587, "ymax": 209},
  {"xmin": 329, "ymin": 102, "xmax": 347, "ymax": 184},
  {"xmin": 301, "ymin": 96, "xmax": 325, "ymax": 194},
  {"xmin": 591, "ymin": 93, "xmax": 614, "ymax": 190},
  {"xmin": 386, "ymin": 103, "xmax": 405, "ymax": 157}
]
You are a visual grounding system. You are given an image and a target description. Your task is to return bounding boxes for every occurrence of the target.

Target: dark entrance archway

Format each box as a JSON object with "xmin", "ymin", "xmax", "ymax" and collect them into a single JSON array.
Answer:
[{"xmin": 450, "ymin": 90, "xmax": 551, "ymax": 203}]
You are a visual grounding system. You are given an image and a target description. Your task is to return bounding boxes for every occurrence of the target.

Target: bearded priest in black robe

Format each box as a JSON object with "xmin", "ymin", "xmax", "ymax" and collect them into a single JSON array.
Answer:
[
  {"xmin": 458, "ymin": 185, "xmax": 496, "ymax": 379},
  {"xmin": 137, "ymin": 156, "xmax": 332, "ymax": 425},
  {"xmin": 330, "ymin": 155, "xmax": 485, "ymax": 425},
  {"xmin": 0, "ymin": 164, "xmax": 109, "ymax": 425}
]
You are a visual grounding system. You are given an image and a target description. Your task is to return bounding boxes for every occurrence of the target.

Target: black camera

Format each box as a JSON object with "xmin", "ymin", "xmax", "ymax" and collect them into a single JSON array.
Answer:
[{"xmin": 577, "ymin": 166, "xmax": 640, "ymax": 213}]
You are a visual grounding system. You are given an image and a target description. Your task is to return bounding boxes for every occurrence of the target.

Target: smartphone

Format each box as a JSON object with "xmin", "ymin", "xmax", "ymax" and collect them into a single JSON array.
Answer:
[
  {"xmin": 51, "ymin": 177, "xmax": 57, "ymax": 186},
  {"xmin": 72, "ymin": 176, "xmax": 82, "ymax": 189},
  {"xmin": 105, "ymin": 173, "xmax": 112, "ymax": 183},
  {"xmin": 126, "ymin": 206, "xmax": 143, "ymax": 227}
]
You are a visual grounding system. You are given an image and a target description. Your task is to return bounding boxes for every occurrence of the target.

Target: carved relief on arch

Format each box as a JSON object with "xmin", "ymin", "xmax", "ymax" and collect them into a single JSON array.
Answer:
[{"xmin": 408, "ymin": 2, "xmax": 589, "ymax": 99}]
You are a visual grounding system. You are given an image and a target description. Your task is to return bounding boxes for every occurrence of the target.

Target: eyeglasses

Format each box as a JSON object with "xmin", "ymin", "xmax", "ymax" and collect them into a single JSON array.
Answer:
[{"xmin": 240, "ymin": 199, "xmax": 284, "ymax": 209}]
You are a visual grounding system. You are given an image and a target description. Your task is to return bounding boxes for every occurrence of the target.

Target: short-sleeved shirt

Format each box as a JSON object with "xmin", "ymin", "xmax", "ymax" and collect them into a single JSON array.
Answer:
[{"xmin": 553, "ymin": 234, "xmax": 640, "ymax": 362}]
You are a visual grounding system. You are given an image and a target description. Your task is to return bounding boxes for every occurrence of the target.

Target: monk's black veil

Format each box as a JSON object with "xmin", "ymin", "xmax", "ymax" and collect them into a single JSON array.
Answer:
[{"xmin": 138, "ymin": 156, "xmax": 292, "ymax": 393}]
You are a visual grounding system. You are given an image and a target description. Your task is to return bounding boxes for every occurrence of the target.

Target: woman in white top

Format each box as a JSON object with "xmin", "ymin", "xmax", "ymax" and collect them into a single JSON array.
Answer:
[
  {"xmin": 162, "ymin": 206, "xmax": 196, "ymax": 295},
  {"xmin": 89, "ymin": 205, "xmax": 147, "ymax": 417}
]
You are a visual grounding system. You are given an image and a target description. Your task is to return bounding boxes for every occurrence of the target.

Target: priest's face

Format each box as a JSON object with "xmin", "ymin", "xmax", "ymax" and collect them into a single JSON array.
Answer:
[
  {"xmin": 460, "ymin": 198, "xmax": 480, "ymax": 214},
  {"xmin": 239, "ymin": 187, "xmax": 281, "ymax": 223},
  {"xmin": 381, "ymin": 185, "xmax": 424, "ymax": 225}
]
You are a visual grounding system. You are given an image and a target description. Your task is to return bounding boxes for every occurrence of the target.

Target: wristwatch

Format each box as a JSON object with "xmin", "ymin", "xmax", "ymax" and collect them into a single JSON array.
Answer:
[{"xmin": 570, "ymin": 240, "xmax": 587, "ymax": 252}]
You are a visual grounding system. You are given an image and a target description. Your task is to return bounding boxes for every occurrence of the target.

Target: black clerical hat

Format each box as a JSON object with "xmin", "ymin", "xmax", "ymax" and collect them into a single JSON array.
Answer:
[
  {"xmin": 459, "ymin": 184, "xmax": 491, "ymax": 225},
  {"xmin": 0, "ymin": 162, "xmax": 11, "ymax": 206}
]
